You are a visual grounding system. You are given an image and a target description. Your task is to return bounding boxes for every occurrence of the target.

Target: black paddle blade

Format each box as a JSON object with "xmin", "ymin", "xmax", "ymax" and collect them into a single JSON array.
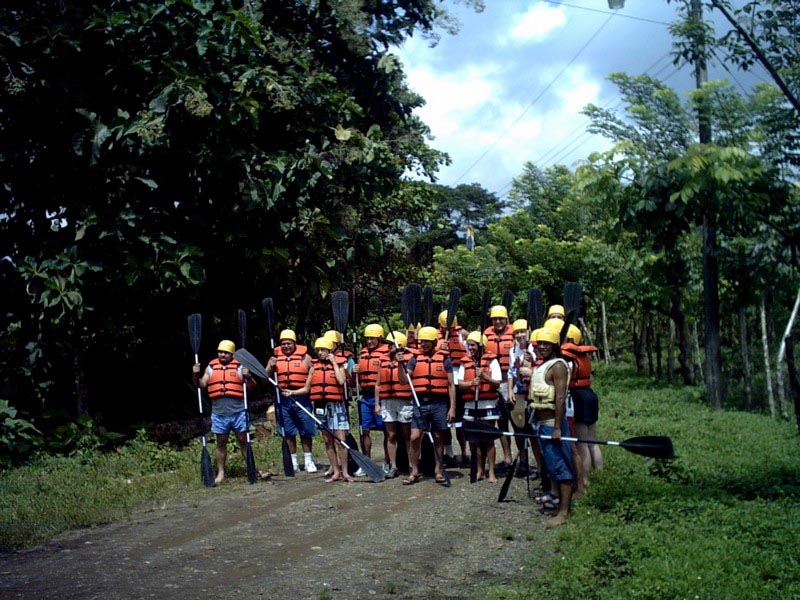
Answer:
[
  {"xmin": 234, "ymin": 349, "xmax": 270, "ymax": 380},
  {"xmin": 401, "ymin": 285, "xmax": 412, "ymax": 328},
  {"xmin": 480, "ymin": 290, "xmax": 491, "ymax": 333},
  {"xmin": 281, "ymin": 439, "xmax": 295, "ymax": 477},
  {"xmin": 469, "ymin": 443, "xmax": 478, "ymax": 484},
  {"xmin": 502, "ymin": 290, "xmax": 514, "ymax": 315},
  {"xmin": 464, "ymin": 422, "xmax": 505, "ymax": 443},
  {"xmin": 561, "ymin": 282, "xmax": 582, "ymax": 342},
  {"xmin": 422, "ymin": 286, "xmax": 433, "ymax": 326},
  {"xmin": 188, "ymin": 313, "xmax": 202, "ymax": 354},
  {"xmin": 349, "ymin": 447, "xmax": 386, "ymax": 483},
  {"xmin": 446, "ymin": 287, "xmax": 461, "ymax": 329},
  {"xmin": 346, "ymin": 433, "xmax": 361, "ymax": 476},
  {"xmin": 621, "ymin": 436, "xmax": 675, "ymax": 460},
  {"xmin": 527, "ymin": 288, "xmax": 543, "ymax": 329},
  {"xmin": 237, "ymin": 309, "xmax": 247, "ymax": 349},
  {"xmin": 245, "ymin": 444, "xmax": 258, "ymax": 484},
  {"xmin": 332, "ymin": 290, "xmax": 349, "ymax": 333},
  {"xmin": 410, "ymin": 284, "xmax": 422, "ymax": 327},
  {"xmin": 201, "ymin": 446, "xmax": 216, "ymax": 488},
  {"xmin": 261, "ymin": 298, "xmax": 275, "ymax": 347},
  {"xmin": 497, "ymin": 457, "xmax": 518, "ymax": 502}
]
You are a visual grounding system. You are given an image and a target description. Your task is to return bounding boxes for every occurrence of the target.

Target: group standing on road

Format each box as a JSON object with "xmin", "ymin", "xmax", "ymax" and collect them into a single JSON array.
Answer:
[{"xmin": 192, "ymin": 297, "xmax": 603, "ymax": 527}]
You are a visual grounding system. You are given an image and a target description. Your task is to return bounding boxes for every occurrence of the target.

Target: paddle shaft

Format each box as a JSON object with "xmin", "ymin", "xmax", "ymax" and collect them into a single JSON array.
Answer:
[{"xmin": 466, "ymin": 426, "xmax": 655, "ymax": 448}]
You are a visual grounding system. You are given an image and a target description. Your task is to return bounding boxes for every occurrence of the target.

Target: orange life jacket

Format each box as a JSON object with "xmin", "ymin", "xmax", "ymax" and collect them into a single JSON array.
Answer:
[
  {"xmin": 358, "ymin": 343, "xmax": 389, "ymax": 392},
  {"xmin": 460, "ymin": 351, "xmax": 499, "ymax": 400},
  {"xmin": 484, "ymin": 325, "xmax": 515, "ymax": 373},
  {"xmin": 309, "ymin": 357, "xmax": 346, "ymax": 402},
  {"xmin": 207, "ymin": 358, "xmax": 244, "ymax": 399},
  {"xmin": 378, "ymin": 357, "xmax": 412, "ymax": 400},
  {"xmin": 273, "ymin": 344, "xmax": 310, "ymax": 390},
  {"xmin": 561, "ymin": 343, "xmax": 597, "ymax": 388},
  {"xmin": 410, "ymin": 350, "xmax": 451, "ymax": 396},
  {"xmin": 438, "ymin": 326, "xmax": 467, "ymax": 365}
]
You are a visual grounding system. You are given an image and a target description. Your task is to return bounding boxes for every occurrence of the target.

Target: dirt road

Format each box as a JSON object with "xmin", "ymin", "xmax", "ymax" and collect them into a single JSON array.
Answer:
[{"xmin": 0, "ymin": 462, "xmax": 554, "ymax": 599}]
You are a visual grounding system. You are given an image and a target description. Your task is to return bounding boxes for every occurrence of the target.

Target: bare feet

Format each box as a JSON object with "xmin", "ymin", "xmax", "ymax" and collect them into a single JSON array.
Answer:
[
  {"xmin": 574, "ymin": 486, "xmax": 586, "ymax": 499},
  {"xmin": 324, "ymin": 473, "xmax": 342, "ymax": 483},
  {"xmin": 544, "ymin": 514, "xmax": 567, "ymax": 528},
  {"xmin": 487, "ymin": 473, "xmax": 498, "ymax": 483},
  {"xmin": 214, "ymin": 473, "xmax": 225, "ymax": 485},
  {"xmin": 342, "ymin": 474, "xmax": 355, "ymax": 483}
]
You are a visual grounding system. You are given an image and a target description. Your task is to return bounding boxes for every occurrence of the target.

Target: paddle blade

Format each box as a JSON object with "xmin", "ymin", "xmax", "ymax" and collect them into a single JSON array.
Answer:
[
  {"xmin": 188, "ymin": 313, "xmax": 202, "ymax": 354},
  {"xmin": 346, "ymin": 433, "xmax": 361, "ymax": 476},
  {"xmin": 410, "ymin": 284, "xmax": 422, "ymax": 327},
  {"xmin": 527, "ymin": 288, "xmax": 543, "ymax": 329},
  {"xmin": 245, "ymin": 444, "xmax": 258, "ymax": 484},
  {"xmin": 401, "ymin": 286, "xmax": 412, "ymax": 328},
  {"xmin": 332, "ymin": 290, "xmax": 349, "ymax": 334},
  {"xmin": 422, "ymin": 286, "xmax": 433, "ymax": 326},
  {"xmin": 201, "ymin": 446, "xmax": 216, "ymax": 488},
  {"xmin": 480, "ymin": 290, "xmax": 491, "ymax": 333},
  {"xmin": 237, "ymin": 309, "xmax": 247, "ymax": 349},
  {"xmin": 464, "ymin": 422, "xmax": 504, "ymax": 444},
  {"xmin": 349, "ymin": 447, "xmax": 386, "ymax": 483},
  {"xmin": 502, "ymin": 290, "xmax": 514, "ymax": 315},
  {"xmin": 497, "ymin": 457, "xmax": 518, "ymax": 502},
  {"xmin": 469, "ymin": 443, "xmax": 478, "ymax": 484},
  {"xmin": 621, "ymin": 436, "xmax": 675, "ymax": 460},
  {"xmin": 262, "ymin": 298, "xmax": 275, "ymax": 346},
  {"xmin": 234, "ymin": 349, "xmax": 270, "ymax": 380},
  {"xmin": 446, "ymin": 287, "xmax": 461, "ymax": 329},
  {"xmin": 561, "ymin": 282, "xmax": 582, "ymax": 342},
  {"xmin": 281, "ymin": 439, "xmax": 295, "ymax": 477}
]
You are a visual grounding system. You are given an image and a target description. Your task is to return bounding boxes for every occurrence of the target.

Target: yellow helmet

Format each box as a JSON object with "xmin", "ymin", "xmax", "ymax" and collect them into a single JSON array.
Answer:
[
  {"xmin": 386, "ymin": 331, "xmax": 408, "ymax": 347},
  {"xmin": 489, "ymin": 305, "xmax": 508, "ymax": 319},
  {"xmin": 567, "ymin": 324, "xmax": 582, "ymax": 344},
  {"xmin": 217, "ymin": 340, "xmax": 236, "ymax": 353},
  {"xmin": 512, "ymin": 319, "xmax": 528, "ymax": 332},
  {"xmin": 536, "ymin": 328, "xmax": 561, "ymax": 345},
  {"xmin": 417, "ymin": 326, "xmax": 439, "ymax": 342},
  {"xmin": 544, "ymin": 318, "xmax": 564, "ymax": 331},
  {"xmin": 438, "ymin": 310, "xmax": 458, "ymax": 328},
  {"xmin": 279, "ymin": 329, "xmax": 296, "ymax": 342},
  {"xmin": 529, "ymin": 328, "xmax": 541, "ymax": 343},
  {"xmin": 466, "ymin": 331, "xmax": 488, "ymax": 346},
  {"xmin": 324, "ymin": 330, "xmax": 343, "ymax": 344},
  {"xmin": 315, "ymin": 337, "xmax": 334, "ymax": 351},
  {"xmin": 547, "ymin": 304, "xmax": 565, "ymax": 318},
  {"xmin": 364, "ymin": 323, "xmax": 384, "ymax": 338}
]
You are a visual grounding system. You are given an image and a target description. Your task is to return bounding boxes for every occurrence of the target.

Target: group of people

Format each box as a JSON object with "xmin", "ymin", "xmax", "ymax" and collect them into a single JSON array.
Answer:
[{"xmin": 191, "ymin": 302, "xmax": 603, "ymax": 527}]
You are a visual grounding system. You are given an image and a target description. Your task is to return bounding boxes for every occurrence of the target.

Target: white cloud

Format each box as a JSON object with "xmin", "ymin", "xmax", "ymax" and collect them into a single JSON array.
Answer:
[{"xmin": 507, "ymin": 3, "xmax": 567, "ymax": 43}]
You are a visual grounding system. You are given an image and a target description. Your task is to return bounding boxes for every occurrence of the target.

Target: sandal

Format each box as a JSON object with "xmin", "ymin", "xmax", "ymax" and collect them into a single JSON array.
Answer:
[
  {"xmin": 535, "ymin": 493, "xmax": 557, "ymax": 505},
  {"xmin": 402, "ymin": 474, "xmax": 421, "ymax": 485},
  {"xmin": 434, "ymin": 473, "xmax": 447, "ymax": 484}
]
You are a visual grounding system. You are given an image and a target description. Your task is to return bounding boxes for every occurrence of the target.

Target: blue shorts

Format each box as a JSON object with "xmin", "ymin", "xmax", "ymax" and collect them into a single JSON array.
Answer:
[
  {"xmin": 211, "ymin": 410, "xmax": 248, "ymax": 435},
  {"xmin": 537, "ymin": 417, "xmax": 574, "ymax": 482},
  {"xmin": 278, "ymin": 393, "xmax": 317, "ymax": 438},
  {"xmin": 412, "ymin": 398, "xmax": 448, "ymax": 432},
  {"xmin": 358, "ymin": 396, "xmax": 384, "ymax": 431}
]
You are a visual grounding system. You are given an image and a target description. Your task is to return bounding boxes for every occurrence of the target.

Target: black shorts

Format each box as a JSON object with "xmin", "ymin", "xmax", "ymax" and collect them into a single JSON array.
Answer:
[{"xmin": 571, "ymin": 387, "xmax": 599, "ymax": 425}]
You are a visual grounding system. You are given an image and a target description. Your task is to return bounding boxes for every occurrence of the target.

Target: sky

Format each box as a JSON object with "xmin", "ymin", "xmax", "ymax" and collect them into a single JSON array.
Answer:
[{"xmin": 395, "ymin": 0, "xmax": 770, "ymax": 200}]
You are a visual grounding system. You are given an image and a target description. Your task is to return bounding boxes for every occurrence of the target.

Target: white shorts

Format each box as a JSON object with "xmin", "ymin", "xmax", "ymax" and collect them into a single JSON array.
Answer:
[
  {"xmin": 381, "ymin": 399, "xmax": 414, "ymax": 423},
  {"xmin": 324, "ymin": 402, "xmax": 351, "ymax": 431}
]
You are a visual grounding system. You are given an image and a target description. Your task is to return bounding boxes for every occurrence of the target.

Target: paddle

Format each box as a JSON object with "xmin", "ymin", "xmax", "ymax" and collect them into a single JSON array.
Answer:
[
  {"xmin": 261, "ymin": 297, "xmax": 295, "ymax": 477},
  {"xmin": 409, "ymin": 284, "xmax": 421, "ymax": 331},
  {"xmin": 234, "ymin": 348, "xmax": 386, "ymax": 483},
  {"xmin": 188, "ymin": 313, "xmax": 216, "ymax": 488},
  {"xmin": 497, "ymin": 457, "xmax": 518, "ymax": 502},
  {"xmin": 350, "ymin": 288, "xmax": 366, "ymax": 454},
  {"xmin": 378, "ymin": 305, "xmax": 451, "ymax": 487},
  {"xmin": 502, "ymin": 290, "xmax": 514, "ymax": 316},
  {"xmin": 560, "ymin": 282, "xmax": 582, "ymax": 343},
  {"xmin": 462, "ymin": 421, "xmax": 675, "ymax": 460},
  {"xmin": 237, "ymin": 309, "xmax": 258, "ymax": 484},
  {"xmin": 422, "ymin": 285, "xmax": 434, "ymax": 327},
  {"xmin": 527, "ymin": 288, "xmax": 543, "ymax": 329},
  {"xmin": 331, "ymin": 290, "xmax": 362, "ymax": 475}
]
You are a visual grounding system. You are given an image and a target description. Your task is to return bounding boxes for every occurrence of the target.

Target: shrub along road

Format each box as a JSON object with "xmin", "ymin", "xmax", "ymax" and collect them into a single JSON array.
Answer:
[{"xmin": 0, "ymin": 461, "xmax": 553, "ymax": 599}]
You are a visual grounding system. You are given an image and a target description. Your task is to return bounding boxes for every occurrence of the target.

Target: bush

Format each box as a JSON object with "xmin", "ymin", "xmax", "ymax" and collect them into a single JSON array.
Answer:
[{"xmin": 0, "ymin": 399, "xmax": 42, "ymax": 468}]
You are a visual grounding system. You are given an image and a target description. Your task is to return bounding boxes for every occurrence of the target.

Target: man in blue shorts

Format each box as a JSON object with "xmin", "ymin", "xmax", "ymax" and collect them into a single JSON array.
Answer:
[{"xmin": 193, "ymin": 340, "xmax": 255, "ymax": 484}]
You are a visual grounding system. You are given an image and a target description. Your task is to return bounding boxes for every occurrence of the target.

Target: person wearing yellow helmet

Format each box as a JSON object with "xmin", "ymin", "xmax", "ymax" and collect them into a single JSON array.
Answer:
[
  {"xmin": 398, "ymin": 325, "xmax": 456, "ymax": 485},
  {"xmin": 266, "ymin": 330, "xmax": 318, "ymax": 473},
  {"xmin": 456, "ymin": 331, "xmax": 501, "ymax": 482},
  {"xmin": 507, "ymin": 319, "xmax": 537, "ymax": 478},
  {"xmin": 192, "ymin": 340, "xmax": 255, "ymax": 484},
  {"xmin": 309, "ymin": 337, "xmax": 353, "ymax": 483},
  {"xmin": 376, "ymin": 331, "xmax": 415, "ymax": 479},
  {"xmin": 352, "ymin": 324, "xmax": 389, "ymax": 475},
  {"xmin": 437, "ymin": 310, "xmax": 467, "ymax": 467},
  {"xmin": 561, "ymin": 324, "xmax": 603, "ymax": 488},
  {"xmin": 529, "ymin": 326, "xmax": 574, "ymax": 527},
  {"xmin": 484, "ymin": 305, "xmax": 516, "ymax": 471},
  {"xmin": 547, "ymin": 304, "xmax": 565, "ymax": 320}
]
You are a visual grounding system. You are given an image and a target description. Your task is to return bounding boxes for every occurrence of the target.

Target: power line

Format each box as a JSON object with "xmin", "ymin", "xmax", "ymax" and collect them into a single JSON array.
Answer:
[
  {"xmin": 547, "ymin": 0, "xmax": 671, "ymax": 25},
  {"xmin": 449, "ymin": 11, "xmax": 617, "ymax": 186}
]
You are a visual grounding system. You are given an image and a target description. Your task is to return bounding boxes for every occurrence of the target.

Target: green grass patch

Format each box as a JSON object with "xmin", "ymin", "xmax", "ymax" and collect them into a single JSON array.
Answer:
[{"xmin": 484, "ymin": 364, "xmax": 800, "ymax": 599}]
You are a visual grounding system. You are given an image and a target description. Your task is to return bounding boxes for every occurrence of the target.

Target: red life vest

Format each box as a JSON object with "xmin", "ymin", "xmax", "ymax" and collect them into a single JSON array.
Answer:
[
  {"xmin": 460, "ymin": 351, "xmax": 499, "ymax": 400},
  {"xmin": 309, "ymin": 358, "xmax": 346, "ymax": 402},
  {"xmin": 273, "ymin": 344, "xmax": 310, "ymax": 390},
  {"xmin": 561, "ymin": 343, "xmax": 597, "ymax": 388},
  {"xmin": 207, "ymin": 358, "xmax": 244, "ymax": 399},
  {"xmin": 410, "ymin": 350, "xmax": 451, "ymax": 396},
  {"xmin": 378, "ymin": 357, "xmax": 412, "ymax": 400},
  {"xmin": 358, "ymin": 343, "xmax": 389, "ymax": 392},
  {"xmin": 484, "ymin": 325, "xmax": 515, "ymax": 373}
]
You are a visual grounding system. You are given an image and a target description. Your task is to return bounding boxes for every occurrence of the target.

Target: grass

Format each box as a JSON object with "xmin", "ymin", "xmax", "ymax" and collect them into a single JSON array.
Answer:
[
  {"xmin": 483, "ymin": 364, "xmax": 800, "ymax": 599},
  {"xmin": 0, "ymin": 428, "xmax": 283, "ymax": 551}
]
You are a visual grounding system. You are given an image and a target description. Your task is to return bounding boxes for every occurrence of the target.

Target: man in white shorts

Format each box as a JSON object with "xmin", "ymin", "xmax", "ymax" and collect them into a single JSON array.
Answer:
[{"xmin": 376, "ymin": 332, "xmax": 415, "ymax": 480}]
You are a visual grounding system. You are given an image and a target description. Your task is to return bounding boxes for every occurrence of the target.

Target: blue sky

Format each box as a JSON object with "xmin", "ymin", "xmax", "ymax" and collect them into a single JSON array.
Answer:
[{"xmin": 395, "ymin": 0, "xmax": 769, "ymax": 199}]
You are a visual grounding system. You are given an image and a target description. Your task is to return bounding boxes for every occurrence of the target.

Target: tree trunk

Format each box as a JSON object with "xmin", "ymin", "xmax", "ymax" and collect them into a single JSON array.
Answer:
[
  {"xmin": 738, "ymin": 304, "xmax": 753, "ymax": 410},
  {"xmin": 761, "ymin": 297, "xmax": 777, "ymax": 418},
  {"xmin": 702, "ymin": 214, "xmax": 724, "ymax": 408},
  {"xmin": 601, "ymin": 299, "xmax": 611, "ymax": 364},
  {"xmin": 784, "ymin": 334, "xmax": 800, "ymax": 434},
  {"xmin": 668, "ymin": 318, "xmax": 675, "ymax": 383},
  {"xmin": 671, "ymin": 293, "xmax": 694, "ymax": 385},
  {"xmin": 775, "ymin": 286, "xmax": 800, "ymax": 419},
  {"xmin": 655, "ymin": 319, "xmax": 663, "ymax": 380},
  {"xmin": 633, "ymin": 310, "xmax": 645, "ymax": 373},
  {"xmin": 693, "ymin": 320, "xmax": 704, "ymax": 384},
  {"xmin": 74, "ymin": 350, "xmax": 90, "ymax": 417},
  {"xmin": 646, "ymin": 312, "xmax": 655, "ymax": 377}
]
